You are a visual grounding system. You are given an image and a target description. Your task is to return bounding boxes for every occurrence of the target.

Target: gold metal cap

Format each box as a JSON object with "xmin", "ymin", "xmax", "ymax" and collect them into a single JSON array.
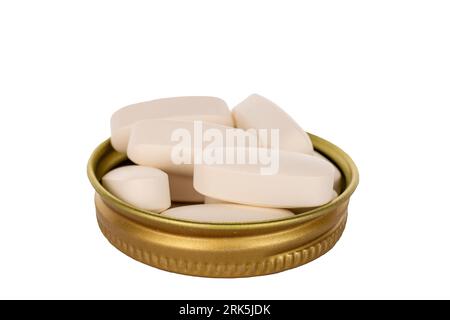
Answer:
[{"xmin": 87, "ymin": 134, "xmax": 358, "ymax": 277}]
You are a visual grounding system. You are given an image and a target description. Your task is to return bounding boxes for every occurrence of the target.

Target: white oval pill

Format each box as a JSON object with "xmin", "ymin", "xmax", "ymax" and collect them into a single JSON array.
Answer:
[
  {"xmin": 111, "ymin": 96, "xmax": 234, "ymax": 153},
  {"xmin": 313, "ymin": 151, "xmax": 343, "ymax": 193},
  {"xmin": 194, "ymin": 148, "xmax": 335, "ymax": 208},
  {"xmin": 232, "ymin": 94, "xmax": 314, "ymax": 154},
  {"xmin": 169, "ymin": 174, "xmax": 204, "ymax": 203},
  {"xmin": 101, "ymin": 165, "xmax": 171, "ymax": 212},
  {"xmin": 161, "ymin": 204, "xmax": 294, "ymax": 223},
  {"xmin": 127, "ymin": 119, "xmax": 257, "ymax": 176}
]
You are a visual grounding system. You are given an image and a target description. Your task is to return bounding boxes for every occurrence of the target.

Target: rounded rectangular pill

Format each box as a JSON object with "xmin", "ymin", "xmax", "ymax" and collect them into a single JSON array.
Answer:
[
  {"xmin": 193, "ymin": 148, "xmax": 335, "ymax": 208},
  {"xmin": 161, "ymin": 204, "xmax": 294, "ymax": 223},
  {"xmin": 127, "ymin": 119, "xmax": 257, "ymax": 176},
  {"xmin": 232, "ymin": 94, "xmax": 313, "ymax": 154},
  {"xmin": 111, "ymin": 96, "xmax": 234, "ymax": 153},
  {"xmin": 101, "ymin": 165, "xmax": 171, "ymax": 212}
]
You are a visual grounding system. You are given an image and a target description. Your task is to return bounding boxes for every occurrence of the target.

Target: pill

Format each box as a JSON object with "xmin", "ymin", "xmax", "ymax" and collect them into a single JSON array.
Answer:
[
  {"xmin": 127, "ymin": 119, "xmax": 257, "ymax": 176},
  {"xmin": 169, "ymin": 174, "xmax": 204, "ymax": 203},
  {"xmin": 313, "ymin": 151, "xmax": 343, "ymax": 193},
  {"xmin": 101, "ymin": 165, "xmax": 171, "ymax": 212},
  {"xmin": 111, "ymin": 96, "xmax": 234, "ymax": 153},
  {"xmin": 161, "ymin": 204, "xmax": 294, "ymax": 223},
  {"xmin": 194, "ymin": 148, "xmax": 335, "ymax": 208},
  {"xmin": 232, "ymin": 94, "xmax": 314, "ymax": 154}
]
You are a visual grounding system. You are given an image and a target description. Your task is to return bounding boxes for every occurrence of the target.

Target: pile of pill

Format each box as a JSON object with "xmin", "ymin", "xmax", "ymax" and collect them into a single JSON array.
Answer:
[{"xmin": 102, "ymin": 94, "xmax": 342, "ymax": 223}]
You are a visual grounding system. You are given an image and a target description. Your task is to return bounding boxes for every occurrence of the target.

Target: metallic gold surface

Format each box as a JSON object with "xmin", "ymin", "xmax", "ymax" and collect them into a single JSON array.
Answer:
[{"xmin": 87, "ymin": 134, "xmax": 359, "ymax": 277}]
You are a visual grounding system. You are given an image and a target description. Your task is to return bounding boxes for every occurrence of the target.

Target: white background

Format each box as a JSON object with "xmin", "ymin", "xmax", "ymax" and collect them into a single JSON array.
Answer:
[{"xmin": 1, "ymin": 1, "xmax": 449, "ymax": 300}]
